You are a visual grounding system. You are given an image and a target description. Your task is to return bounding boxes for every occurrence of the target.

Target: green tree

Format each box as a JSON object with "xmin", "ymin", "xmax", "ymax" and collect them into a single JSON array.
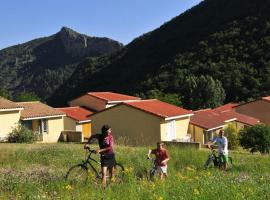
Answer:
[
  {"xmin": 0, "ymin": 88, "xmax": 11, "ymax": 99},
  {"xmin": 182, "ymin": 75, "xmax": 225, "ymax": 109},
  {"xmin": 14, "ymin": 92, "xmax": 40, "ymax": 102},
  {"xmin": 147, "ymin": 89, "xmax": 182, "ymax": 106},
  {"xmin": 239, "ymin": 124, "xmax": 270, "ymax": 154}
]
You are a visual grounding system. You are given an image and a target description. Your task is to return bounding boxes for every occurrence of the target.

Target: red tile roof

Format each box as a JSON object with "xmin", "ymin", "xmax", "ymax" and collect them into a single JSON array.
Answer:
[
  {"xmin": 190, "ymin": 110, "xmax": 225, "ymax": 130},
  {"xmin": 213, "ymin": 103, "xmax": 239, "ymax": 112},
  {"xmin": 191, "ymin": 108, "xmax": 260, "ymax": 130},
  {"xmin": 0, "ymin": 97, "xmax": 23, "ymax": 110},
  {"xmin": 87, "ymin": 92, "xmax": 141, "ymax": 102},
  {"xmin": 57, "ymin": 107, "xmax": 93, "ymax": 122},
  {"xmin": 17, "ymin": 102, "xmax": 65, "ymax": 120},
  {"xmin": 220, "ymin": 110, "xmax": 259, "ymax": 126},
  {"xmin": 123, "ymin": 99, "xmax": 193, "ymax": 119}
]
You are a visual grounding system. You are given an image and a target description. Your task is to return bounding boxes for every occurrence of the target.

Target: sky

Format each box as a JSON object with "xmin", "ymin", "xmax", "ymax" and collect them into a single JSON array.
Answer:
[{"xmin": 0, "ymin": 0, "xmax": 202, "ymax": 50}]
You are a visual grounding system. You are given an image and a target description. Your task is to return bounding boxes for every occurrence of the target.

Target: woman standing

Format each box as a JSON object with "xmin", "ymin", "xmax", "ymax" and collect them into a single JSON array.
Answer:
[{"xmin": 84, "ymin": 124, "xmax": 115, "ymax": 188}]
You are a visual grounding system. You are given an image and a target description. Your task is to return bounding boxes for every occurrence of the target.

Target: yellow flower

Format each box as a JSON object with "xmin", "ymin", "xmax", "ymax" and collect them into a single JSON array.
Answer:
[
  {"xmin": 193, "ymin": 188, "xmax": 200, "ymax": 195},
  {"xmin": 65, "ymin": 185, "xmax": 73, "ymax": 191},
  {"xmin": 186, "ymin": 166, "xmax": 195, "ymax": 171}
]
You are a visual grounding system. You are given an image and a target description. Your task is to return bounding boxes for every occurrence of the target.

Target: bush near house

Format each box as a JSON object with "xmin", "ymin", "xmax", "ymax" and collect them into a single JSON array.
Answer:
[
  {"xmin": 225, "ymin": 124, "xmax": 239, "ymax": 150},
  {"xmin": 8, "ymin": 124, "xmax": 38, "ymax": 143},
  {"xmin": 240, "ymin": 124, "xmax": 270, "ymax": 154}
]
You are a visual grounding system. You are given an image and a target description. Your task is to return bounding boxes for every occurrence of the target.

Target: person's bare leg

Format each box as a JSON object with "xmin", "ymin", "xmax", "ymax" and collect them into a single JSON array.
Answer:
[
  {"xmin": 160, "ymin": 171, "xmax": 163, "ymax": 180},
  {"xmin": 164, "ymin": 173, "xmax": 168, "ymax": 178},
  {"xmin": 102, "ymin": 167, "xmax": 107, "ymax": 189}
]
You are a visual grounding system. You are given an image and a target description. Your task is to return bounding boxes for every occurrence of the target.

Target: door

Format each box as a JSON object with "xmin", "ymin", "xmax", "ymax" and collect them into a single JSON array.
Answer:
[
  {"xmin": 82, "ymin": 123, "xmax": 91, "ymax": 139},
  {"xmin": 166, "ymin": 120, "xmax": 176, "ymax": 141}
]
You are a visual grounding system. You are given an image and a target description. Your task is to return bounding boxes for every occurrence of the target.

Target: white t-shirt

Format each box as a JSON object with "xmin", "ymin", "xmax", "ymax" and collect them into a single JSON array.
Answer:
[{"xmin": 212, "ymin": 136, "xmax": 228, "ymax": 155}]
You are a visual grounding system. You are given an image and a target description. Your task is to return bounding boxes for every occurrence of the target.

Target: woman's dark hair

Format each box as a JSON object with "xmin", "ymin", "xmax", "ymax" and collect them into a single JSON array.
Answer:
[{"xmin": 101, "ymin": 124, "xmax": 111, "ymax": 136}]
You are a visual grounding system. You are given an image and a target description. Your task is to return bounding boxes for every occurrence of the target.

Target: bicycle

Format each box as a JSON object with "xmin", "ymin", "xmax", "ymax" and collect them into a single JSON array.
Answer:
[
  {"xmin": 204, "ymin": 147, "xmax": 233, "ymax": 170},
  {"xmin": 65, "ymin": 147, "xmax": 124, "ymax": 185},
  {"xmin": 145, "ymin": 157, "xmax": 167, "ymax": 181}
]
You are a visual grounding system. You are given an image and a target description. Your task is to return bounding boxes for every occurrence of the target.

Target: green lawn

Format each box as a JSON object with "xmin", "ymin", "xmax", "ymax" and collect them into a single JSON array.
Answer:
[{"xmin": 0, "ymin": 143, "xmax": 269, "ymax": 199}]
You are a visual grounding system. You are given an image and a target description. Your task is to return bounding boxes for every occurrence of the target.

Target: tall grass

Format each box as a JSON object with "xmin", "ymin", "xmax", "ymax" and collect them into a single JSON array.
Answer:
[{"xmin": 0, "ymin": 143, "xmax": 269, "ymax": 199}]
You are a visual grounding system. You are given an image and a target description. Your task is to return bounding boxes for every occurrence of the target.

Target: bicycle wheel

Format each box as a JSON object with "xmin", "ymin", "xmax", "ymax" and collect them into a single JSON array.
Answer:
[
  {"xmin": 204, "ymin": 156, "xmax": 214, "ymax": 169},
  {"xmin": 112, "ymin": 163, "xmax": 125, "ymax": 183},
  {"xmin": 65, "ymin": 164, "xmax": 88, "ymax": 185},
  {"xmin": 149, "ymin": 168, "xmax": 158, "ymax": 181}
]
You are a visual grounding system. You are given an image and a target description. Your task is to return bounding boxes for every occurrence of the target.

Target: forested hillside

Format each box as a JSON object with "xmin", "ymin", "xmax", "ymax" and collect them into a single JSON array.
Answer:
[
  {"xmin": 0, "ymin": 27, "xmax": 123, "ymax": 100},
  {"xmin": 48, "ymin": 0, "xmax": 270, "ymax": 109}
]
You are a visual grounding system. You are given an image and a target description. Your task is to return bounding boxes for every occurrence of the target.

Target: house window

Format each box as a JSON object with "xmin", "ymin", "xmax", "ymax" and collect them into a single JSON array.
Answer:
[
  {"xmin": 22, "ymin": 120, "xmax": 32, "ymax": 130},
  {"xmin": 39, "ymin": 119, "xmax": 48, "ymax": 134}
]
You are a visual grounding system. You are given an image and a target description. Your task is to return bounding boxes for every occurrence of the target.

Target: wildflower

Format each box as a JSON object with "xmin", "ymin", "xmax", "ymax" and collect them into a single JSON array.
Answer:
[
  {"xmin": 193, "ymin": 188, "xmax": 200, "ymax": 195},
  {"xmin": 65, "ymin": 184, "xmax": 73, "ymax": 191},
  {"xmin": 186, "ymin": 166, "xmax": 195, "ymax": 171}
]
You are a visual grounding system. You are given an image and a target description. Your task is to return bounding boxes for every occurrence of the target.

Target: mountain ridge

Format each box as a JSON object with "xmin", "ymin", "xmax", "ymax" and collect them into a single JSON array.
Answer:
[
  {"xmin": 48, "ymin": 0, "xmax": 270, "ymax": 109},
  {"xmin": 0, "ymin": 27, "xmax": 123, "ymax": 100}
]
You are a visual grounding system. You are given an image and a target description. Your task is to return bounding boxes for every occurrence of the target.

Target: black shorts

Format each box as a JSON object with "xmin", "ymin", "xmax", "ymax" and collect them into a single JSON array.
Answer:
[{"xmin": 100, "ymin": 154, "xmax": 116, "ymax": 168}]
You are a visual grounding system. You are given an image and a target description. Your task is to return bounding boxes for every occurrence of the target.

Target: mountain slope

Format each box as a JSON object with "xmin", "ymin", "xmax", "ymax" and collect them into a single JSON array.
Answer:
[
  {"xmin": 48, "ymin": 0, "xmax": 270, "ymax": 108},
  {"xmin": 0, "ymin": 27, "xmax": 123, "ymax": 99}
]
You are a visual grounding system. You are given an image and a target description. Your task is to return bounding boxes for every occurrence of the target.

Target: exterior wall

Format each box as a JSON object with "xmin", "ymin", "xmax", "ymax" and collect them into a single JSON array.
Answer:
[
  {"xmin": 63, "ymin": 116, "xmax": 76, "ymax": 131},
  {"xmin": 0, "ymin": 110, "xmax": 21, "ymax": 139},
  {"xmin": 235, "ymin": 100, "xmax": 270, "ymax": 125},
  {"xmin": 42, "ymin": 117, "xmax": 64, "ymax": 143},
  {"xmin": 82, "ymin": 123, "xmax": 91, "ymax": 138},
  {"xmin": 188, "ymin": 124, "xmax": 225, "ymax": 144},
  {"xmin": 226, "ymin": 121, "xmax": 248, "ymax": 133},
  {"xmin": 235, "ymin": 122, "xmax": 246, "ymax": 132},
  {"xmin": 91, "ymin": 105, "xmax": 161, "ymax": 145},
  {"xmin": 188, "ymin": 124, "xmax": 195, "ymax": 141},
  {"xmin": 69, "ymin": 95, "xmax": 106, "ymax": 111},
  {"xmin": 176, "ymin": 117, "xmax": 190, "ymax": 138},
  {"xmin": 194, "ymin": 126, "xmax": 204, "ymax": 144},
  {"xmin": 160, "ymin": 117, "xmax": 190, "ymax": 141}
]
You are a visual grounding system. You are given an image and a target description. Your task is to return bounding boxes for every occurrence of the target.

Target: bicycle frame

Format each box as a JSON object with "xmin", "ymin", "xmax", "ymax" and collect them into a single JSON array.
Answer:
[
  {"xmin": 82, "ymin": 148, "xmax": 102, "ymax": 178},
  {"xmin": 147, "ymin": 157, "xmax": 160, "ymax": 180},
  {"xmin": 204, "ymin": 149, "xmax": 219, "ymax": 169}
]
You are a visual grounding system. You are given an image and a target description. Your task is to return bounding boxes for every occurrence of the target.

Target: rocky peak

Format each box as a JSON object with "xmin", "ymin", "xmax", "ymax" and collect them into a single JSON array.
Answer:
[{"xmin": 57, "ymin": 27, "xmax": 122, "ymax": 57}]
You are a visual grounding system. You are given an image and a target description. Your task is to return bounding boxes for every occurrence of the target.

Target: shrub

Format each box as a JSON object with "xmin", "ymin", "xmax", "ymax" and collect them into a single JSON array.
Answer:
[
  {"xmin": 239, "ymin": 124, "xmax": 270, "ymax": 154},
  {"xmin": 224, "ymin": 124, "xmax": 239, "ymax": 150},
  {"xmin": 8, "ymin": 124, "xmax": 38, "ymax": 143}
]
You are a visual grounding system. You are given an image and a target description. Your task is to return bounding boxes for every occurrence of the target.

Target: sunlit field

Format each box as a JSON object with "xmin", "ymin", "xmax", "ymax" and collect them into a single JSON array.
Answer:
[{"xmin": 0, "ymin": 143, "xmax": 269, "ymax": 199}]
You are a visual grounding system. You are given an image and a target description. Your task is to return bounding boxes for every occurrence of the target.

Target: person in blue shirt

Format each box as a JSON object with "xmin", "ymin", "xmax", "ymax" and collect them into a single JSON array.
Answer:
[{"xmin": 207, "ymin": 129, "xmax": 228, "ymax": 170}]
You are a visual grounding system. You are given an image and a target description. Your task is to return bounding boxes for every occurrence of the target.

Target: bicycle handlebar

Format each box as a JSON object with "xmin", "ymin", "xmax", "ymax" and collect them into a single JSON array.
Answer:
[{"xmin": 84, "ymin": 146, "xmax": 97, "ymax": 154}]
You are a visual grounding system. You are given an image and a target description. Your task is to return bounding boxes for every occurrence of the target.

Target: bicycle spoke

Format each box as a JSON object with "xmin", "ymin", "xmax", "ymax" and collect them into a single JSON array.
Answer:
[{"xmin": 65, "ymin": 165, "xmax": 88, "ymax": 185}]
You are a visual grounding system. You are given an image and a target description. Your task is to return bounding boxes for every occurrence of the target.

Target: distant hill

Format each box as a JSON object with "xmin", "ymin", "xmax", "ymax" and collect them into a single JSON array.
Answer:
[
  {"xmin": 48, "ymin": 0, "xmax": 270, "ymax": 109},
  {"xmin": 0, "ymin": 27, "xmax": 123, "ymax": 100}
]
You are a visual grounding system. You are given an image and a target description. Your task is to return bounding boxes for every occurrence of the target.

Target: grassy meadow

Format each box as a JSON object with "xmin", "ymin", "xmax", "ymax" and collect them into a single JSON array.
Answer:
[{"xmin": 0, "ymin": 143, "xmax": 269, "ymax": 200}]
